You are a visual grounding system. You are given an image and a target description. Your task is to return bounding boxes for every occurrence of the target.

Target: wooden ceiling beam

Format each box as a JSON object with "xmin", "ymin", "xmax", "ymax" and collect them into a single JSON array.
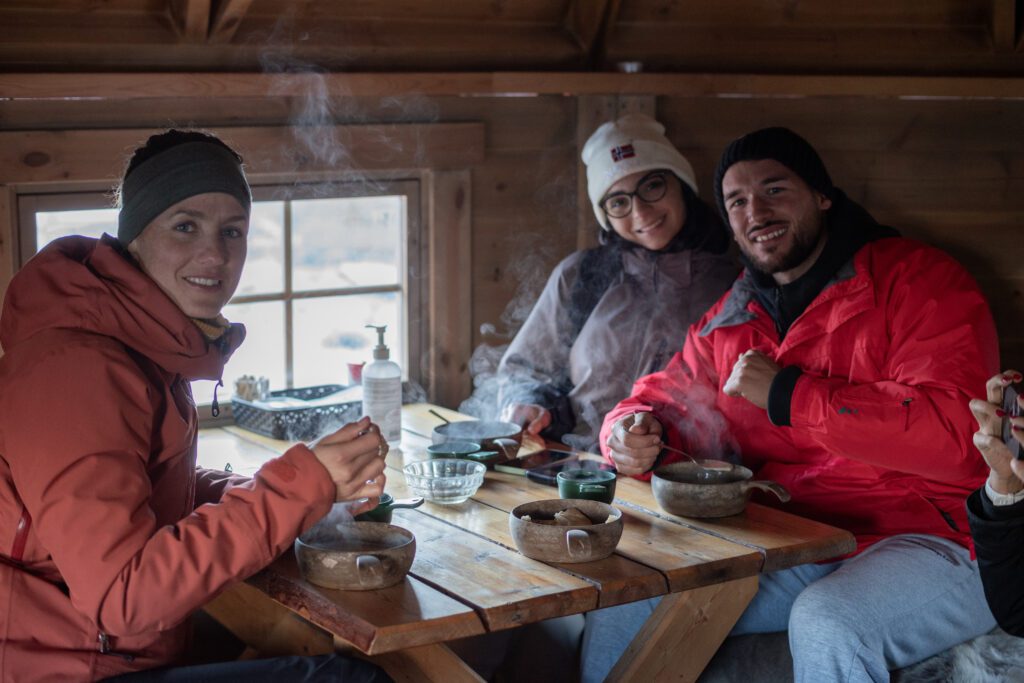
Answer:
[
  {"xmin": 0, "ymin": 21, "xmax": 582, "ymax": 71},
  {"xmin": 168, "ymin": 0, "xmax": 211, "ymax": 43},
  {"xmin": 3, "ymin": 71, "xmax": 1024, "ymax": 101},
  {"xmin": 992, "ymin": 0, "xmax": 1023, "ymax": 52},
  {"xmin": 561, "ymin": 0, "xmax": 621, "ymax": 67},
  {"xmin": 209, "ymin": 0, "xmax": 253, "ymax": 44},
  {"xmin": 0, "ymin": 123, "xmax": 486, "ymax": 184},
  {"xmin": 605, "ymin": 24, "xmax": 1011, "ymax": 74}
]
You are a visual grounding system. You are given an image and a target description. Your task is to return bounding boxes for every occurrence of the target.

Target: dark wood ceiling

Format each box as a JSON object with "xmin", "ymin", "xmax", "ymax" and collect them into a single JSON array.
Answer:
[{"xmin": 2, "ymin": 0, "xmax": 1023, "ymax": 76}]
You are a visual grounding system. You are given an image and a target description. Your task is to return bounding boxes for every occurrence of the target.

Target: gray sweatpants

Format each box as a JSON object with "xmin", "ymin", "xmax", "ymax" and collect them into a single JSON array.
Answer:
[{"xmin": 582, "ymin": 534, "xmax": 996, "ymax": 683}]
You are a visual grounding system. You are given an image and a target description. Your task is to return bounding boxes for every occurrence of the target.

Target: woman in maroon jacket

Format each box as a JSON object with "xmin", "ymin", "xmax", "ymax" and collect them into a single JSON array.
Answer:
[{"xmin": 0, "ymin": 130, "xmax": 390, "ymax": 682}]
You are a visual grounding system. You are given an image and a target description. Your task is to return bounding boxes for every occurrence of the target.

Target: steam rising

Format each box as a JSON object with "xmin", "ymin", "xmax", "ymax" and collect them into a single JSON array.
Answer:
[
  {"xmin": 664, "ymin": 381, "xmax": 740, "ymax": 462},
  {"xmin": 458, "ymin": 232, "xmax": 559, "ymax": 421},
  {"xmin": 301, "ymin": 501, "xmax": 357, "ymax": 545},
  {"xmin": 248, "ymin": 19, "xmax": 436, "ymax": 445}
]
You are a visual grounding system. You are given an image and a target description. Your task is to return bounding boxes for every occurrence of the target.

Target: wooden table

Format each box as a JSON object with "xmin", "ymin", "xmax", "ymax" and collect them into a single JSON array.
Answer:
[{"xmin": 199, "ymin": 403, "xmax": 855, "ymax": 682}]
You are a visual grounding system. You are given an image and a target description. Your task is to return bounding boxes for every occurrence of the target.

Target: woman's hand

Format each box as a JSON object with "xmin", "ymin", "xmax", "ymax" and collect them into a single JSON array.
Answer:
[
  {"xmin": 606, "ymin": 412, "xmax": 663, "ymax": 476},
  {"xmin": 501, "ymin": 403, "xmax": 552, "ymax": 436},
  {"xmin": 309, "ymin": 416, "xmax": 388, "ymax": 509},
  {"xmin": 969, "ymin": 370, "xmax": 1024, "ymax": 495}
]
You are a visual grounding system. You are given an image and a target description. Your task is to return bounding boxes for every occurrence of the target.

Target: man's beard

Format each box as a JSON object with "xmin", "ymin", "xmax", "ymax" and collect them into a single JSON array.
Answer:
[{"xmin": 740, "ymin": 216, "xmax": 825, "ymax": 277}]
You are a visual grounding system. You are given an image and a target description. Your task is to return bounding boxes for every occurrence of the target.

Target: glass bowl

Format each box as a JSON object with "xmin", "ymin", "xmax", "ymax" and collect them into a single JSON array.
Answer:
[{"xmin": 403, "ymin": 458, "xmax": 485, "ymax": 504}]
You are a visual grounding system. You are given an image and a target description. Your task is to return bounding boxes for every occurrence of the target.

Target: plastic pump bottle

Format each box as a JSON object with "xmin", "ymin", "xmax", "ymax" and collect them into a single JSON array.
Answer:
[{"xmin": 361, "ymin": 324, "xmax": 402, "ymax": 445}]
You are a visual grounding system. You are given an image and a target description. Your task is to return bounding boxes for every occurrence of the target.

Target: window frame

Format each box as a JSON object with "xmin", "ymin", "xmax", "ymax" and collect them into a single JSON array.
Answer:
[{"xmin": 15, "ymin": 177, "xmax": 426, "ymax": 420}]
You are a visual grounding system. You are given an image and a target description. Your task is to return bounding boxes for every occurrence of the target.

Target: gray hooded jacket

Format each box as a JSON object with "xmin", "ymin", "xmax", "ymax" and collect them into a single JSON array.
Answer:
[{"xmin": 497, "ymin": 245, "xmax": 738, "ymax": 451}]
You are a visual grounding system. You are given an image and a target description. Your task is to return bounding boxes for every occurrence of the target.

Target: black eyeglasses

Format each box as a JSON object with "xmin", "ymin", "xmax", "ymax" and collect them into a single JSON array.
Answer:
[{"xmin": 600, "ymin": 172, "xmax": 670, "ymax": 219}]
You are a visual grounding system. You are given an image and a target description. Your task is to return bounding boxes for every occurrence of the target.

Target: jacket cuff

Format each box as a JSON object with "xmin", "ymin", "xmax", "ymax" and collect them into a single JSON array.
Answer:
[
  {"xmin": 503, "ymin": 384, "xmax": 576, "ymax": 441},
  {"xmin": 977, "ymin": 485, "xmax": 1024, "ymax": 521},
  {"xmin": 767, "ymin": 365, "xmax": 803, "ymax": 427}
]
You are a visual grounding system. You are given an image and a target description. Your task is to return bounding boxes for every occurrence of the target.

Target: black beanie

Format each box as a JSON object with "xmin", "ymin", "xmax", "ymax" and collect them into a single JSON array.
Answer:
[
  {"xmin": 118, "ymin": 141, "xmax": 251, "ymax": 245},
  {"xmin": 713, "ymin": 127, "xmax": 834, "ymax": 222}
]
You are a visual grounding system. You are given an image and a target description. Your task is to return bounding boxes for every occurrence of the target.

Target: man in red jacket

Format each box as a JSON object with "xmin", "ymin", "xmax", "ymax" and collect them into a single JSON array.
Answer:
[{"xmin": 581, "ymin": 128, "xmax": 1000, "ymax": 683}]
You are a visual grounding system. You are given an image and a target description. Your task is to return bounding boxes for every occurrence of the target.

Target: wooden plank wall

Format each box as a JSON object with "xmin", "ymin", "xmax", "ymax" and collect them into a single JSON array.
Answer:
[{"xmin": 1, "ymin": 91, "xmax": 1021, "ymax": 393}]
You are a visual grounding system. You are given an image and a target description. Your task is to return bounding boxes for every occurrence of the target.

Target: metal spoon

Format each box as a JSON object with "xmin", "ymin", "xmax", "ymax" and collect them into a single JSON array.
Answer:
[
  {"xmin": 428, "ymin": 408, "xmax": 451, "ymax": 424},
  {"xmin": 658, "ymin": 443, "xmax": 734, "ymax": 472}
]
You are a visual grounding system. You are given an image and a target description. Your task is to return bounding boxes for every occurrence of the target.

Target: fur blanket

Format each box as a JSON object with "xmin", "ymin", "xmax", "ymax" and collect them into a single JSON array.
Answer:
[
  {"xmin": 895, "ymin": 629, "xmax": 1024, "ymax": 683},
  {"xmin": 699, "ymin": 628, "xmax": 1024, "ymax": 683}
]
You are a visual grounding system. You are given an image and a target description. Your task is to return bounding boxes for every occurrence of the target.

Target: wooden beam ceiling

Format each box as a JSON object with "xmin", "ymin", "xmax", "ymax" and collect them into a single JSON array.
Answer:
[
  {"xmin": 992, "ymin": 0, "xmax": 1022, "ymax": 52},
  {"xmin": 209, "ymin": 0, "xmax": 253, "ymax": 44},
  {"xmin": 561, "ymin": 0, "xmax": 621, "ymax": 67},
  {"xmin": 3, "ymin": 0, "xmax": 1024, "ymax": 75},
  {"xmin": 3, "ymin": 71, "xmax": 1024, "ymax": 102},
  {"xmin": 167, "ymin": 0, "xmax": 253, "ymax": 44},
  {"xmin": 169, "ymin": 0, "xmax": 211, "ymax": 43}
]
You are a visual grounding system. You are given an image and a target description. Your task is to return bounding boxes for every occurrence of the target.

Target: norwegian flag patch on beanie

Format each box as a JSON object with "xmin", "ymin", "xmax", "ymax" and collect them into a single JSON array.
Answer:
[{"xmin": 610, "ymin": 144, "xmax": 635, "ymax": 162}]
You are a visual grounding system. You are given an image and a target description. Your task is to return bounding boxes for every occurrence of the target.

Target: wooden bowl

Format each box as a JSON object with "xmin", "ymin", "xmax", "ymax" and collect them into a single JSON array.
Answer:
[
  {"xmin": 509, "ymin": 499, "xmax": 622, "ymax": 564},
  {"xmin": 651, "ymin": 462, "xmax": 790, "ymax": 518},
  {"xmin": 294, "ymin": 522, "xmax": 415, "ymax": 590}
]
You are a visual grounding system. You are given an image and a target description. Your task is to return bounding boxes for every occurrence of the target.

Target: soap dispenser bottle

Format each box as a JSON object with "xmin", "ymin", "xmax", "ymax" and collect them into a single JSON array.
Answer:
[{"xmin": 361, "ymin": 324, "xmax": 402, "ymax": 445}]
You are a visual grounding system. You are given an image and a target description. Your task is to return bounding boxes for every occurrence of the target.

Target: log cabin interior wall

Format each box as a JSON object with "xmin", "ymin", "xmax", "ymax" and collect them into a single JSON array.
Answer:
[{"xmin": 1, "ymin": 0, "xmax": 1023, "ymax": 406}]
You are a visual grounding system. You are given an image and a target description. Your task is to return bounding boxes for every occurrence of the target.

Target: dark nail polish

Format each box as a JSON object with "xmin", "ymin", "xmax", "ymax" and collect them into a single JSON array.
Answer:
[
  {"xmin": 997, "ymin": 409, "xmax": 1007, "ymax": 418},
  {"xmin": 1014, "ymin": 425, "xmax": 1024, "ymax": 432}
]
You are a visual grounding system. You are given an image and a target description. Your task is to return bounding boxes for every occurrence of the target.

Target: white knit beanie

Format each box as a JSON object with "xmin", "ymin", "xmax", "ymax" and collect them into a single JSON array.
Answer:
[{"xmin": 582, "ymin": 113, "xmax": 698, "ymax": 230}]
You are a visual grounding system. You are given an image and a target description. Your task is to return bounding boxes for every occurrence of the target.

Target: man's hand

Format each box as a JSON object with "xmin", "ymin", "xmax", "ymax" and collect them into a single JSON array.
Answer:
[
  {"xmin": 723, "ymin": 349, "xmax": 781, "ymax": 410},
  {"xmin": 310, "ymin": 416, "xmax": 388, "ymax": 511},
  {"xmin": 605, "ymin": 412, "xmax": 663, "ymax": 476},
  {"xmin": 501, "ymin": 402, "xmax": 552, "ymax": 436},
  {"xmin": 970, "ymin": 370, "xmax": 1024, "ymax": 495}
]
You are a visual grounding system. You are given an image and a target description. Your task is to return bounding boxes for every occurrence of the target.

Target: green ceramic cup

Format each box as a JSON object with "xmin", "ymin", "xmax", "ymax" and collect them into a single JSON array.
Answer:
[
  {"xmin": 557, "ymin": 469, "xmax": 617, "ymax": 504},
  {"xmin": 355, "ymin": 492, "xmax": 424, "ymax": 523}
]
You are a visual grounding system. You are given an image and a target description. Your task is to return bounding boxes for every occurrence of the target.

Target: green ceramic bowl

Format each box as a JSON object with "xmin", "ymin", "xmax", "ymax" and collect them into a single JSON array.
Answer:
[{"xmin": 426, "ymin": 440, "xmax": 502, "ymax": 468}]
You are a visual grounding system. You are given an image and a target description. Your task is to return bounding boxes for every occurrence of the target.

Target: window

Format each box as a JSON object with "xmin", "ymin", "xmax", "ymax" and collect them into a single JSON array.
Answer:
[{"xmin": 17, "ymin": 180, "xmax": 422, "ymax": 408}]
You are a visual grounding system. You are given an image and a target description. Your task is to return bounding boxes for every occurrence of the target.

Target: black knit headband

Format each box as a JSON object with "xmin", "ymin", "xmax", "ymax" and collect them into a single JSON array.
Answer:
[{"xmin": 118, "ymin": 141, "xmax": 252, "ymax": 245}]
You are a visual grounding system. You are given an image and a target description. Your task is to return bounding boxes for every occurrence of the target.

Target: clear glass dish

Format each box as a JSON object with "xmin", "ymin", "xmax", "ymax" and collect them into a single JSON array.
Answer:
[{"xmin": 402, "ymin": 458, "xmax": 485, "ymax": 504}]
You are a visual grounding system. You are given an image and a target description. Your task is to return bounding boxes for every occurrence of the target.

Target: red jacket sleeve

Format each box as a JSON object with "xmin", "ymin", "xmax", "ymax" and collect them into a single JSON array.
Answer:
[
  {"xmin": 194, "ymin": 468, "xmax": 252, "ymax": 507},
  {"xmin": 787, "ymin": 247, "xmax": 999, "ymax": 482},
  {"xmin": 3, "ymin": 341, "xmax": 335, "ymax": 636},
  {"xmin": 599, "ymin": 310, "xmax": 725, "ymax": 479}
]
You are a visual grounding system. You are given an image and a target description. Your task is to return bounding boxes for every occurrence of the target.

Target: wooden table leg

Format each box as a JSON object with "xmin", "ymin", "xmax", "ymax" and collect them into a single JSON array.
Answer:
[
  {"xmin": 362, "ymin": 641, "xmax": 485, "ymax": 683},
  {"xmin": 605, "ymin": 575, "xmax": 759, "ymax": 683}
]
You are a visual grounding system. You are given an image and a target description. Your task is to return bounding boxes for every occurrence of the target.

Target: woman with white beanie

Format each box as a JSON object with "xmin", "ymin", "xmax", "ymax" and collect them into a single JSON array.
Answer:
[{"xmin": 496, "ymin": 113, "xmax": 738, "ymax": 452}]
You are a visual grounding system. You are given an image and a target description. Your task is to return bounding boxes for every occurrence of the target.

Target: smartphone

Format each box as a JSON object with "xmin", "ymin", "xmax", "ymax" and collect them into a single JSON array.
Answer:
[
  {"xmin": 525, "ymin": 458, "xmax": 617, "ymax": 487},
  {"xmin": 1003, "ymin": 384, "xmax": 1024, "ymax": 460},
  {"xmin": 493, "ymin": 450, "xmax": 577, "ymax": 475}
]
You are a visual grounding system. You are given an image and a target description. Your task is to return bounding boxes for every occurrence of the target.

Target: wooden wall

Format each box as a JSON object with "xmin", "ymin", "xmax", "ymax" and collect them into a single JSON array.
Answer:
[{"xmin": 1, "ymin": 89, "xmax": 1022, "ymax": 403}]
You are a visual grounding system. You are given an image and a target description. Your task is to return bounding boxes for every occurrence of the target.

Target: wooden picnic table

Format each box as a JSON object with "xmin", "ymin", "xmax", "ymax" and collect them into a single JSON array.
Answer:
[{"xmin": 199, "ymin": 403, "xmax": 856, "ymax": 682}]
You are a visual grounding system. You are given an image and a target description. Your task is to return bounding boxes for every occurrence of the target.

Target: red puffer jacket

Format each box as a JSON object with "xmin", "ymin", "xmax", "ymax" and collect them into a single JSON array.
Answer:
[
  {"xmin": 0, "ymin": 236, "xmax": 335, "ymax": 681},
  {"xmin": 601, "ymin": 237, "xmax": 999, "ymax": 554}
]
